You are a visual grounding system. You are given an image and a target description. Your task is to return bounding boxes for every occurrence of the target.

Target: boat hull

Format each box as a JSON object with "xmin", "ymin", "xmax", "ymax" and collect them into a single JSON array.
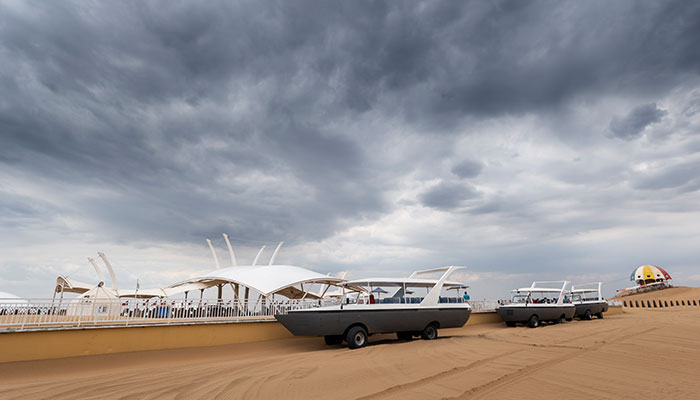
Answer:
[
  {"xmin": 497, "ymin": 304, "xmax": 575, "ymax": 323},
  {"xmin": 573, "ymin": 301, "xmax": 608, "ymax": 318},
  {"xmin": 275, "ymin": 306, "xmax": 471, "ymax": 337}
]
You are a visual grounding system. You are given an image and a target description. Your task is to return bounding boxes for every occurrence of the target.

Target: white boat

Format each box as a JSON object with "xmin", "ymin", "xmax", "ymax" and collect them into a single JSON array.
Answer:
[
  {"xmin": 496, "ymin": 281, "xmax": 575, "ymax": 328},
  {"xmin": 571, "ymin": 282, "xmax": 608, "ymax": 320},
  {"xmin": 275, "ymin": 266, "xmax": 472, "ymax": 349}
]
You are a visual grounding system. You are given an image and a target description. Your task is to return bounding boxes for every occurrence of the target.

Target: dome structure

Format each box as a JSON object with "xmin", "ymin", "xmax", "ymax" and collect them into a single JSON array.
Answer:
[{"xmin": 630, "ymin": 265, "xmax": 672, "ymax": 286}]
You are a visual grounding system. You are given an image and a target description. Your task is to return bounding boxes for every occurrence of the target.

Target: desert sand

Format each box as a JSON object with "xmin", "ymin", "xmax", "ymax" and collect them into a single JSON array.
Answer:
[{"xmin": 1, "ymin": 294, "xmax": 699, "ymax": 399}]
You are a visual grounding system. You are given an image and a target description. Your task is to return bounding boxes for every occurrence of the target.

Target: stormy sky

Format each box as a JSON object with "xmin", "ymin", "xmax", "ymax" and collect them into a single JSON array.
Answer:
[{"xmin": 1, "ymin": 1, "xmax": 700, "ymax": 298}]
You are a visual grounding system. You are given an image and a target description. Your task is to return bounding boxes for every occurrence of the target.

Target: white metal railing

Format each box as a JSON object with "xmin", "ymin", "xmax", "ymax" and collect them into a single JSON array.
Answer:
[
  {"xmin": 0, "ymin": 297, "xmax": 339, "ymax": 332},
  {"xmin": 0, "ymin": 296, "xmax": 497, "ymax": 332}
]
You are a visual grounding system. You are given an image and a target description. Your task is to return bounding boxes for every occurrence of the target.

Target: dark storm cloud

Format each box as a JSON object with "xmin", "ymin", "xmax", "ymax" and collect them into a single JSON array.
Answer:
[
  {"xmin": 1, "ymin": 0, "xmax": 699, "ymax": 249},
  {"xmin": 451, "ymin": 160, "xmax": 483, "ymax": 179},
  {"xmin": 419, "ymin": 182, "xmax": 480, "ymax": 210},
  {"xmin": 609, "ymin": 103, "xmax": 668, "ymax": 140}
]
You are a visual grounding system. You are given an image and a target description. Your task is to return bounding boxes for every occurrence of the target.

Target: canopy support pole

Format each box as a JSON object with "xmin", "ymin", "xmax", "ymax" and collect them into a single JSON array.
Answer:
[
  {"xmin": 268, "ymin": 242, "xmax": 284, "ymax": 265},
  {"xmin": 206, "ymin": 239, "xmax": 221, "ymax": 269},
  {"xmin": 252, "ymin": 246, "xmax": 266, "ymax": 266},
  {"xmin": 222, "ymin": 233, "xmax": 237, "ymax": 267}
]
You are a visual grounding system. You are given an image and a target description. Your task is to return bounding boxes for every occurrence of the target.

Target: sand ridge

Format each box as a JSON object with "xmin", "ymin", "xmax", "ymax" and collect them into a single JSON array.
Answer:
[{"xmin": 1, "ymin": 307, "xmax": 700, "ymax": 399}]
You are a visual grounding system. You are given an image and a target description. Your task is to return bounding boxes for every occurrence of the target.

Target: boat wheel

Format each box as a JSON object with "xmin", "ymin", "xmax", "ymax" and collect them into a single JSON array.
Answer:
[
  {"xmin": 421, "ymin": 324, "xmax": 438, "ymax": 340},
  {"xmin": 528, "ymin": 315, "xmax": 539, "ymax": 328},
  {"xmin": 346, "ymin": 326, "xmax": 368, "ymax": 349}
]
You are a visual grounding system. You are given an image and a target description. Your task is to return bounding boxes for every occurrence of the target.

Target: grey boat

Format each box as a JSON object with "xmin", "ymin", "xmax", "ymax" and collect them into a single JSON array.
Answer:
[
  {"xmin": 496, "ymin": 281, "xmax": 576, "ymax": 328},
  {"xmin": 571, "ymin": 282, "xmax": 608, "ymax": 320},
  {"xmin": 275, "ymin": 266, "xmax": 472, "ymax": 349}
]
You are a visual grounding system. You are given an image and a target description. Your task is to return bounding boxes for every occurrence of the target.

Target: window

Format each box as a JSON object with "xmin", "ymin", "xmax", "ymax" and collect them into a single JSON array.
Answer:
[
  {"xmin": 623, "ymin": 301, "xmax": 627, "ymax": 307},
  {"xmin": 652, "ymin": 300, "xmax": 657, "ymax": 308},
  {"xmin": 635, "ymin": 300, "xmax": 640, "ymax": 308}
]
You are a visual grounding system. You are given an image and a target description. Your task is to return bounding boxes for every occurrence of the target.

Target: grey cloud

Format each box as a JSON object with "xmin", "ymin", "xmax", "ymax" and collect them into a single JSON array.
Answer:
[
  {"xmin": 419, "ymin": 182, "xmax": 480, "ymax": 210},
  {"xmin": 609, "ymin": 103, "xmax": 668, "ymax": 140},
  {"xmin": 451, "ymin": 160, "xmax": 484, "ymax": 179},
  {"xmin": 633, "ymin": 160, "xmax": 700, "ymax": 191}
]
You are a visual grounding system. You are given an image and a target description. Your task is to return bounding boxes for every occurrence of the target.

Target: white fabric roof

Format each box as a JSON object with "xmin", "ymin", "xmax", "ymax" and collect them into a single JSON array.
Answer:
[
  {"xmin": 56, "ymin": 276, "xmax": 94, "ymax": 294},
  {"xmin": 0, "ymin": 291, "xmax": 28, "ymax": 304},
  {"xmin": 0, "ymin": 291, "xmax": 21, "ymax": 298},
  {"xmin": 342, "ymin": 277, "xmax": 465, "ymax": 288},
  {"xmin": 168, "ymin": 265, "xmax": 344, "ymax": 298}
]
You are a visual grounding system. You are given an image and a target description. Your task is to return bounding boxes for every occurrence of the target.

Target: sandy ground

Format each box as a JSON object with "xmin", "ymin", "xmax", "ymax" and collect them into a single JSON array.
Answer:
[{"xmin": 1, "ymin": 306, "xmax": 699, "ymax": 399}]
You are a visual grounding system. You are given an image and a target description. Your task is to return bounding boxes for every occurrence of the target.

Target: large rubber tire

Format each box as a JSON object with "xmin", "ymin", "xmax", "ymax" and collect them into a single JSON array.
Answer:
[
  {"xmin": 421, "ymin": 324, "xmax": 438, "ymax": 340},
  {"xmin": 595, "ymin": 312, "xmax": 604, "ymax": 319},
  {"xmin": 346, "ymin": 326, "xmax": 368, "ymax": 349},
  {"xmin": 396, "ymin": 331, "xmax": 413, "ymax": 341},
  {"xmin": 505, "ymin": 321, "xmax": 517, "ymax": 327},
  {"xmin": 584, "ymin": 310, "xmax": 593, "ymax": 321},
  {"xmin": 528, "ymin": 315, "xmax": 539, "ymax": 328},
  {"xmin": 324, "ymin": 335, "xmax": 343, "ymax": 345}
]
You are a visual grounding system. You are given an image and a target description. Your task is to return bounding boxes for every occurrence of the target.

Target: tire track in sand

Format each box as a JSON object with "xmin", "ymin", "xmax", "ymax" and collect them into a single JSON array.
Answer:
[
  {"xmin": 355, "ymin": 349, "xmax": 526, "ymax": 400},
  {"xmin": 448, "ymin": 327, "xmax": 658, "ymax": 400}
]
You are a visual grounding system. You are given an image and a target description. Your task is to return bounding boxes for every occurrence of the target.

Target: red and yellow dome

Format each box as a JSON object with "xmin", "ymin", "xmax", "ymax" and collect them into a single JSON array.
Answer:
[{"xmin": 630, "ymin": 265, "xmax": 671, "ymax": 284}]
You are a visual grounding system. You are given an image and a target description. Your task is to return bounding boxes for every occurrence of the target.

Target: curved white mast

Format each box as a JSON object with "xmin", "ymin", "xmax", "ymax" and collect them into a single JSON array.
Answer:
[
  {"xmin": 222, "ymin": 233, "xmax": 237, "ymax": 267},
  {"xmin": 87, "ymin": 257, "xmax": 105, "ymax": 285},
  {"xmin": 206, "ymin": 239, "xmax": 221, "ymax": 269},
  {"xmin": 97, "ymin": 252, "xmax": 119, "ymax": 293},
  {"xmin": 252, "ymin": 245, "xmax": 266, "ymax": 266},
  {"xmin": 268, "ymin": 242, "xmax": 284, "ymax": 265}
]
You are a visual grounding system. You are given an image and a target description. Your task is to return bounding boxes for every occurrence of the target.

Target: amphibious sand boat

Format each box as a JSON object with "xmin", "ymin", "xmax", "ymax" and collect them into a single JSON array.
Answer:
[
  {"xmin": 497, "ymin": 281, "xmax": 575, "ymax": 328},
  {"xmin": 275, "ymin": 266, "xmax": 471, "ymax": 349},
  {"xmin": 571, "ymin": 282, "xmax": 608, "ymax": 320}
]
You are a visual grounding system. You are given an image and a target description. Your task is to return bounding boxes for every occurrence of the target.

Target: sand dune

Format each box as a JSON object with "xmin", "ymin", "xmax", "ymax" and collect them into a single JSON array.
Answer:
[{"xmin": 1, "ymin": 305, "xmax": 700, "ymax": 399}]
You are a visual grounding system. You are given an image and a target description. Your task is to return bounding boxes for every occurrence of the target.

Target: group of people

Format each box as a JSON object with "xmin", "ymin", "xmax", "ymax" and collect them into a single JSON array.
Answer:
[{"xmin": 530, "ymin": 296, "xmax": 571, "ymax": 304}]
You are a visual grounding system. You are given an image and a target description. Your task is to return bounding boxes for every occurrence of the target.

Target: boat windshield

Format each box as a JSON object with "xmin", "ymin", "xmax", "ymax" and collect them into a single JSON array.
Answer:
[
  {"xmin": 511, "ymin": 290, "xmax": 571, "ymax": 304},
  {"xmin": 574, "ymin": 292, "xmax": 599, "ymax": 302},
  {"xmin": 512, "ymin": 293, "xmax": 529, "ymax": 303}
]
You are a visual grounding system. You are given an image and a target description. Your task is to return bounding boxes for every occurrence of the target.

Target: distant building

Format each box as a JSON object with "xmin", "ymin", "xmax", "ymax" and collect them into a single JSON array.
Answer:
[{"xmin": 631, "ymin": 265, "xmax": 672, "ymax": 286}]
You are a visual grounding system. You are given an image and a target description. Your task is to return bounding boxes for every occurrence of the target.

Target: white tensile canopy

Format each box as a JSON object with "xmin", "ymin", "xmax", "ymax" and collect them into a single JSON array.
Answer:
[
  {"xmin": 0, "ymin": 291, "xmax": 28, "ymax": 305},
  {"xmin": 167, "ymin": 265, "xmax": 345, "ymax": 299},
  {"xmin": 66, "ymin": 285, "xmax": 121, "ymax": 317},
  {"xmin": 55, "ymin": 276, "xmax": 94, "ymax": 295},
  {"xmin": 55, "ymin": 276, "xmax": 167, "ymax": 298}
]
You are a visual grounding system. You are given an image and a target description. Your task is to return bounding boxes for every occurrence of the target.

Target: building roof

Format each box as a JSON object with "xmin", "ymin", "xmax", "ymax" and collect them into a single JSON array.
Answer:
[{"xmin": 167, "ymin": 264, "xmax": 344, "ymax": 299}]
